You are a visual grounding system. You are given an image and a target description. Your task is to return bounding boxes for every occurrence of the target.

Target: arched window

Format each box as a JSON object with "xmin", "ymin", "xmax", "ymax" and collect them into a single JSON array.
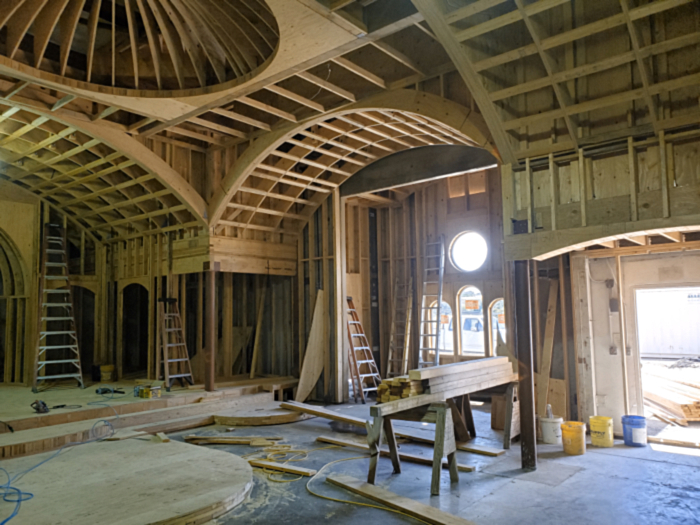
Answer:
[
  {"xmin": 489, "ymin": 298, "xmax": 506, "ymax": 355},
  {"xmin": 429, "ymin": 300, "xmax": 454, "ymax": 354},
  {"xmin": 458, "ymin": 286, "xmax": 484, "ymax": 355}
]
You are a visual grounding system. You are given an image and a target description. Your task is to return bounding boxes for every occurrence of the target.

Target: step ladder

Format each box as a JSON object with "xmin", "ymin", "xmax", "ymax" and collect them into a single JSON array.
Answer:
[
  {"xmin": 418, "ymin": 235, "xmax": 445, "ymax": 368},
  {"xmin": 347, "ymin": 296, "xmax": 381, "ymax": 403},
  {"xmin": 386, "ymin": 276, "xmax": 413, "ymax": 377},
  {"xmin": 157, "ymin": 298, "xmax": 194, "ymax": 389},
  {"xmin": 32, "ymin": 223, "xmax": 84, "ymax": 392}
]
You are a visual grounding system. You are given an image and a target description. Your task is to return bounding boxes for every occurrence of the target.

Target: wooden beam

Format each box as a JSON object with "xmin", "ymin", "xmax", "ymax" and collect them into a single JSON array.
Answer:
[
  {"xmin": 297, "ymin": 71, "xmax": 356, "ymax": 102},
  {"xmin": 535, "ymin": 280, "xmax": 558, "ymax": 418},
  {"xmin": 266, "ymin": 84, "xmax": 325, "ymax": 113}
]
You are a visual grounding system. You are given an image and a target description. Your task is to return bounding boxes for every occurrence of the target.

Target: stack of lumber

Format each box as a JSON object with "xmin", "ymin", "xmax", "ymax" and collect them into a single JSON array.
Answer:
[
  {"xmin": 377, "ymin": 376, "xmax": 424, "ymax": 403},
  {"xmin": 643, "ymin": 373, "xmax": 700, "ymax": 424},
  {"xmin": 408, "ymin": 357, "xmax": 517, "ymax": 399}
]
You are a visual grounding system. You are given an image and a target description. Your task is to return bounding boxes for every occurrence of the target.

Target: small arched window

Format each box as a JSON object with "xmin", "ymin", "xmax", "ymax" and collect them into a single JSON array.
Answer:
[
  {"xmin": 458, "ymin": 286, "xmax": 484, "ymax": 355},
  {"xmin": 489, "ymin": 298, "xmax": 506, "ymax": 355}
]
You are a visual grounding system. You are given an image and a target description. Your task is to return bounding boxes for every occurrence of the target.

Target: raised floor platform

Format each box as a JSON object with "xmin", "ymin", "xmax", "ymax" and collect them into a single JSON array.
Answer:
[{"xmin": 0, "ymin": 438, "xmax": 253, "ymax": 525}]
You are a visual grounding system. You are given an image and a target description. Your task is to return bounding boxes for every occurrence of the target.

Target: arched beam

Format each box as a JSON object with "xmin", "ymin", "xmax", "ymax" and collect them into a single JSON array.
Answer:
[
  {"xmin": 0, "ymin": 228, "xmax": 27, "ymax": 296},
  {"xmin": 340, "ymin": 144, "xmax": 498, "ymax": 197},
  {"xmin": 209, "ymin": 89, "xmax": 496, "ymax": 226},
  {"xmin": 62, "ymin": 116, "xmax": 208, "ymax": 226}
]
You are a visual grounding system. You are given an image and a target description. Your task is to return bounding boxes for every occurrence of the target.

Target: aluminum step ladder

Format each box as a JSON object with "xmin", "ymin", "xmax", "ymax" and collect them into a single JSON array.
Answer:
[
  {"xmin": 32, "ymin": 223, "xmax": 84, "ymax": 392},
  {"xmin": 386, "ymin": 276, "xmax": 413, "ymax": 377},
  {"xmin": 157, "ymin": 298, "xmax": 194, "ymax": 389},
  {"xmin": 418, "ymin": 235, "xmax": 445, "ymax": 368},
  {"xmin": 347, "ymin": 296, "xmax": 381, "ymax": 403}
]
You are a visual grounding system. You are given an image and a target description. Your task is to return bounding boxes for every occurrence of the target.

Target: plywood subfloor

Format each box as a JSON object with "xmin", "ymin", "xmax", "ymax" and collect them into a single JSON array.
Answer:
[
  {"xmin": 0, "ymin": 438, "xmax": 253, "ymax": 525},
  {"xmin": 214, "ymin": 401, "xmax": 314, "ymax": 426}
]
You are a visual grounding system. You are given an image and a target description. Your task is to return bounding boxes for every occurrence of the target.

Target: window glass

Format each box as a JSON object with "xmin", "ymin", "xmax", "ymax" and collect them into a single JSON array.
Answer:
[
  {"xmin": 450, "ymin": 231, "xmax": 488, "ymax": 272},
  {"xmin": 429, "ymin": 300, "xmax": 453, "ymax": 354},
  {"xmin": 458, "ymin": 286, "xmax": 484, "ymax": 355},
  {"xmin": 490, "ymin": 298, "xmax": 506, "ymax": 353}
]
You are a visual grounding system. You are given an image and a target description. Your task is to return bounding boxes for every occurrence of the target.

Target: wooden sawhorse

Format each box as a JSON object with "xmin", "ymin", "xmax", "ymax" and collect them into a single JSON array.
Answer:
[{"xmin": 365, "ymin": 382, "xmax": 517, "ymax": 495}]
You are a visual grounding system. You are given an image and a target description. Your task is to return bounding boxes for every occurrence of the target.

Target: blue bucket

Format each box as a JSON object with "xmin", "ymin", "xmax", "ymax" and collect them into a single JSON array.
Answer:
[{"xmin": 622, "ymin": 415, "xmax": 647, "ymax": 447}]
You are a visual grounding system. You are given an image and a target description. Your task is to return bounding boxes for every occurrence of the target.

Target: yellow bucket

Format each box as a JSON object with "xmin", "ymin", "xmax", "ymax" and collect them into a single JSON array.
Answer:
[
  {"xmin": 589, "ymin": 416, "xmax": 614, "ymax": 447},
  {"xmin": 561, "ymin": 422, "xmax": 586, "ymax": 455}
]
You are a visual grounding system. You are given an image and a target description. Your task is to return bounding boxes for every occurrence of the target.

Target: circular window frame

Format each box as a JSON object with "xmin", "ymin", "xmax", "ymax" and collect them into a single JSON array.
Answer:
[{"xmin": 449, "ymin": 231, "xmax": 488, "ymax": 272}]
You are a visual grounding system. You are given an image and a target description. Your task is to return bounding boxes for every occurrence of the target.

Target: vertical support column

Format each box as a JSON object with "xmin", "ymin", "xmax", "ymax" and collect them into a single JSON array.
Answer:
[
  {"xmin": 513, "ymin": 260, "xmax": 537, "ymax": 470},
  {"xmin": 333, "ymin": 189, "xmax": 347, "ymax": 402},
  {"xmin": 205, "ymin": 264, "xmax": 217, "ymax": 392},
  {"xmin": 615, "ymin": 255, "xmax": 630, "ymax": 415}
]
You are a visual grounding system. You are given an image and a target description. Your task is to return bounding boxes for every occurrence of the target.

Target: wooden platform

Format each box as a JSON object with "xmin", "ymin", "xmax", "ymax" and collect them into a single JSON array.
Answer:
[
  {"xmin": 0, "ymin": 377, "xmax": 294, "ymax": 433},
  {"xmin": 214, "ymin": 401, "xmax": 314, "ymax": 426},
  {"xmin": 0, "ymin": 438, "xmax": 253, "ymax": 525}
]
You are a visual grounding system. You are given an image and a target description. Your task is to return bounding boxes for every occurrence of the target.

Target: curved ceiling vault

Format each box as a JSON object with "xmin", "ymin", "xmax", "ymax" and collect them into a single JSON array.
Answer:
[
  {"xmin": 209, "ymin": 92, "xmax": 494, "ymax": 241},
  {"xmin": 0, "ymin": 100, "xmax": 206, "ymax": 242},
  {"xmin": 208, "ymin": 90, "xmax": 496, "ymax": 242},
  {"xmin": 0, "ymin": 0, "xmax": 279, "ymax": 96}
]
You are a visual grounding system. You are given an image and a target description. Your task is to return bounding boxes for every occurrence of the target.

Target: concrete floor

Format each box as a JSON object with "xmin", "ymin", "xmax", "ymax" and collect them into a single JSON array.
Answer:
[{"xmin": 171, "ymin": 401, "xmax": 700, "ymax": 525}]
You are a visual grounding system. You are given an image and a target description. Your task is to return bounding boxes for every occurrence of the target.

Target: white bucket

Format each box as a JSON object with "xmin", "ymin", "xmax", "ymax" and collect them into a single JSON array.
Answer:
[{"xmin": 540, "ymin": 416, "xmax": 564, "ymax": 444}]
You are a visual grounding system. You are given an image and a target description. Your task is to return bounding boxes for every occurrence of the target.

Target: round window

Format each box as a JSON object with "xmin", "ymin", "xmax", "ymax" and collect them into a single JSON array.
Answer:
[{"xmin": 450, "ymin": 231, "xmax": 488, "ymax": 272}]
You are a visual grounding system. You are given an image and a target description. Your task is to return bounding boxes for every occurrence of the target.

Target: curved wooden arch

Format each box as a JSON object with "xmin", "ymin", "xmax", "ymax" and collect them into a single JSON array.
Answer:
[
  {"xmin": 209, "ymin": 90, "xmax": 496, "ymax": 238},
  {"xmin": 0, "ymin": 228, "xmax": 27, "ymax": 296},
  {"xmin": 0, "ymin": 100, "xmax": 207, "ymax": 241}
]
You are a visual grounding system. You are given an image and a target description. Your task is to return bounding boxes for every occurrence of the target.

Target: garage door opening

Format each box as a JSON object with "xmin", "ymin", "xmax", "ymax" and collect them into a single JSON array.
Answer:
[{"xmin": 636, "ymin": 286, "xmax": 700, "ymax": 447}]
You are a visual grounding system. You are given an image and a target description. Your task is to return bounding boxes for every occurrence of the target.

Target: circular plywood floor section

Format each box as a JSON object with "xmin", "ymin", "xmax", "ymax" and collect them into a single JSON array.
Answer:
[
  {"xmin": 214, "ymin": 401, "xmax": 315, "ymax": 426},
  {"xmin": 1, "ymin": 438, "xmax": 252, "ymax": 525}
]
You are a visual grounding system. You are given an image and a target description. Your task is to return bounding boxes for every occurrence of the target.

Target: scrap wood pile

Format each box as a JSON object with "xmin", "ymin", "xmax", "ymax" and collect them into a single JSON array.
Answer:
[
  {"xmin": 376, "ymin": 356, "xmax": 516, "ymax": 403},
  {"xmin": 643, "ymin": 370, "xmax": 700, "ymax": 425}
]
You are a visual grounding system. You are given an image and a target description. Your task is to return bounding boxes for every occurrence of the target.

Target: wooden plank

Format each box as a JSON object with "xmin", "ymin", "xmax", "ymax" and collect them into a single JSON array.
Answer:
[
  {"xmin": 647, "ymin": 436, "xmax": 700, "ymax": 449},
  {"xmin": 295, "ymin": 289, "xmax": 326, "ymax": 401},
  {"xmin": 280, "ymin": 401, "xmax": 366, "ymax": 426},
  {"xmin": 326, "ymin": 475, "xmax": 476, "ymax": 525},
  {"xmin": 248, "ymin": 459, "xmax": 317, "ymax": 476},
  {"xmin": 394, "ymin": 429, "xmax": 505, "ymax": 457},
  {"xmin": 316, "ymin": 436, "xmax": 475, "ymax": 472},
  {"xmin": 408, "ymin": 356, "xmax": 509, "ymax": 380},
  {"xmin": 536, "ymin": 281, "xmax": 558, "ymax": 417},
  {"xmin": 249, "ymin": 277, "xmax": 268, "ymax": 379}
]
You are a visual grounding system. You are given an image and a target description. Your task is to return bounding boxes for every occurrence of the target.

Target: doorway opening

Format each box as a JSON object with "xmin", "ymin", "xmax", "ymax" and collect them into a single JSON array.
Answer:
[
  {"xmin": 122, "ymin": 284, "xmax": 149, "ymax": 377},
  {"xmin": 636, "ymin": 286, "xmax": 700, "ymax": 445}
]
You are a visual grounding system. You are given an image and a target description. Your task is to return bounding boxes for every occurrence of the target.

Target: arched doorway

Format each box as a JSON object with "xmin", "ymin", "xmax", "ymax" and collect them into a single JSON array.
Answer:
[
  {"xmin": 122, "ymin": 284, "xmax": 149, "ymax": 377},
  {"xmin": 0, "ymin": 229, "xmax": 27, "ymax": 384},
  {"xmin": 72, "ymin": 286, "xmax": 95, "ymax": 378}
]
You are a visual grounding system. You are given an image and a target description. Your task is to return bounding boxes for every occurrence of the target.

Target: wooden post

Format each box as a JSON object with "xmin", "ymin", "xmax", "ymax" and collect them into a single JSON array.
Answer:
[
  {"xmin": 615, "ymin": 255, "xmax": 630, "ymax": 415},
  {"xmin": 205, "ymin": 267, "xmax": 216, "ymax": 392},
  {"xmin": 513, "ymin": 260, "xmax": 536, "ymax": 470}
]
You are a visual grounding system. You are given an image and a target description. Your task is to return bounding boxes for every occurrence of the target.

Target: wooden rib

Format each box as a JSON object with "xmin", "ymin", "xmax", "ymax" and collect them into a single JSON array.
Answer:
[
  {"xmin": 3, "ymin": 81, "xmax": 29, "ymax": 99},
  {"xmin": 159, "ymin": 0, "xmax": 208, "ymax": 87},
  {"xmin": 285, "ymin": 137, "xmax": 366, "ymax": 166},
  {"xmin": 168, "ymin": 126, "xmax": 226, "ymax": 146},
  {"xmin": 474, "ymin": 0, "xmax": 693, "ymax": 72},
  {"xmin": 205, "ymin": 0, "xmax": 258, "ymax": 70},
  {"xmin": 85, "ymin": 0, "xmax": 102, "ymax": 83},
  {"xmin": 58, "ymin": 0, "xmax": 85, "ymax": 76},
  {"xmin": 237, "ymin": 186, "xmax": 313, "ymax": 205},
  {"xmin": 191, "ymin": 0, "xmax": 247, "ymax": 77},
  {"xmin": 226, "ymin": 203, "xmax": 308, "ymax": 221},
  {"xmin": 31, "ymin": 149, "xmax": 119, "ymax": 189},
  {"xmin": 51, "ymin": 94, "xmax": 76, "ymax": 111},
  {"xmin": 41, "ymin": 160, "xmax": 137, "ymax": 196},
  {"xmin": 658, "ymin": 231, "xmax": 683, "ymax": 242},
  {"xmin": 237, "ymin": 96, "xmax": 297, "ymax": 122},
  {"xmin": 445, "ymin": 0, "xmax": 507, "ymax": 24},
  {"xmin": 249, "ymin": 171, "xmax": 332, "ymax": 193},
  {"xmin": 619, "ymin": 0, "xmax": 658, "ymax": 132},
  {"xmin": 169, "ymin": 0, "xmax": 227, "ymax": 83},
  {"xmin": 32, "ymin": 0, "xmax": 70, "ymax": 67},
  {"xmin": 513, "ymin": 0, "xmax": 579, "ymax": 148},
  {"xmin": 0, "ymin": 0, "xmax": 26, "ymax": 30},
  {"xmin": 218, "ymin": 219, "xmax": 298, "ymax": 235},
  {"xmin": 211, "ymin": 108, "xmax": 271, "ymax": 131},
  {"xmin": 6, "ymin": 0, "xmax": 49, "ymax": 59},
  {"xmin": 135, "ymin": 0, "xmax": 163, "ymax": 89},
  {"xmin": 333, "ymin": 57, "xmax": 386, "ymax": 89},
  {"xmin": 224, "ymin": 0, "xmax": 275, "ymax": 51},
  {"xmin": 145, "ymin": 0, "xmax": 186, "ymax": 89},
  {"xmin": 77, "ymin": 190, "xmax": 171, "ymax": 219},
  {"xmin": 95, "ymin": 205, "xmax": 187, "ymax": 230},
  {"xmin": 189, "ymin": 117, "xmax": 248, "ymax": 139},
  {"xmin": 454, "ymin": 0, "xmax": 568, "ymax": 42},
  {"xmin": 123, "ymin": 0, "xmax": 140, "ymax": 89},
  {"xmin": 297, "ymin": 70, "xmax": 357, "ymax": 101},
  {"xmin": 59, "ymin": 174, "xmax": 154, "ymax": 207},
  {"xmin": 371, "ymin": 41, "xmax": 423, "ymax": 73},
  {"xmin": 266, "ymin": 85, "xmax": 325, "ymax": 113}
]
